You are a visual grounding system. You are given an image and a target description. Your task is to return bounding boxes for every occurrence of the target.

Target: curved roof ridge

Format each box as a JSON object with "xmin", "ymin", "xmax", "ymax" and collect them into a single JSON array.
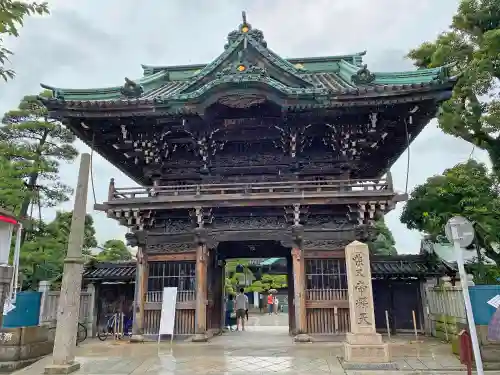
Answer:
[{"xmin": 41, "ymin": 70, "xmax": 168, "ymax": 98}]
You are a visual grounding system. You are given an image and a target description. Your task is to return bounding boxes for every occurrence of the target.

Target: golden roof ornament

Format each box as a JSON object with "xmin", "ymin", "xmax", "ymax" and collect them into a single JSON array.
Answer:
[{"xmin": 241, "ymin": 11, "xmax": 250, "ymax": 33}]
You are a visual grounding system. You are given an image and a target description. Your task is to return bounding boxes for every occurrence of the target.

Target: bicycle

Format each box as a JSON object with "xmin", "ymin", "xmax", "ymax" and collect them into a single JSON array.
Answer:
[
  {"xmin": 76, "ymin": 322, "xmax": 87, "ymax": 345},
  {"xmin": 97, "ymin": 313, "xmax": 132, "ymax": 341}
]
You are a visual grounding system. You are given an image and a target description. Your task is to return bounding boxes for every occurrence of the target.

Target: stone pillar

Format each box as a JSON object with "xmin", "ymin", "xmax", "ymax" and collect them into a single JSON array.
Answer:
[
  {"xmin": 130, "ymin": 247, "xmax": 146, "ymax": 342},
  {"xmin": 343, "ymin": 241, "xmax": 392, "ymax": 367},
  {"xmin": 193, "ymin": 240, "xmax": 208, "ymax": 342},
  {"xmin": 44, "ymin": 154, "xmax": 90, "ymax": 375}
]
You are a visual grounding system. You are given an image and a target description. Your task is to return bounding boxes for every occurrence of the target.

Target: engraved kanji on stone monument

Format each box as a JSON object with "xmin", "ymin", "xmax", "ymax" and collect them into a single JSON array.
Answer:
[
  {"xmin": 345, "ymin": 241, "xmax": 376, "ymax": 334},
  {"xmin": 344, "ymin": 241, "xmax": 391, "ymax": 364},
  {"xmin": 352, "ymin": 252, "xmax": 365, "ymax": 277}
]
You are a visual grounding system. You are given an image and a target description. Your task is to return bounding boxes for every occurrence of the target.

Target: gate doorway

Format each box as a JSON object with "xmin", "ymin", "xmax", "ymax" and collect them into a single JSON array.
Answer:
[
  {"xmin": 373, "ymin": 280, "xmax": 423, "ymax": 333},
  {"xmin": 215, "ymin": 241, "xmax": 294, "ymax": 336}
]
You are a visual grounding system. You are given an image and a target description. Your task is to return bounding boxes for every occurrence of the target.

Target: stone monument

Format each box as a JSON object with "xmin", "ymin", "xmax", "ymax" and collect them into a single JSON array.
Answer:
[{"xmin": 343, "ymin": 241, "xmax": 392, "ymax": 367}]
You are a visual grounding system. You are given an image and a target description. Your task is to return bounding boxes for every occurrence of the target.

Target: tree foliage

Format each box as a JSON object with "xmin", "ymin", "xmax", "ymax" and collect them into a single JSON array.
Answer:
[
  {"xmin": 368, "ymin": 219, "xmax": 397, "ymax": 256},
  {"xmin": 408, "ymin": 0, "xmax": 500, "ymax": 177},
  {"xmin": 96, "ymin": 239, "xmax": 133, "ymax": 262},
  {"xmin": 224, "ymin": 258, "xmax": 288, "ymax": 294},
  {"xmin": 0, "ymin": 155, "xmax": 26, "ymax": 211},
  {"xmin": 0, "ymin": 0, "xmax": 49, "ymax": 81},
  {"xmin": 19, "ymin": 211, "xmax": 98, "ymax": 289},
  {"xmin": 400, "ymin": 160, "xmax": 500, "ymax": 263},
  {"xmin": 0, "ymin": 90, "xmax": 78, "ymax": 226}
]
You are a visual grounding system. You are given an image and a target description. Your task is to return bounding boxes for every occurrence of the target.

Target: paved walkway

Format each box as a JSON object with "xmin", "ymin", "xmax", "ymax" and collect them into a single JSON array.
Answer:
[{"xmin": 12, "ymin": 313, "xmax": 480, "ymax": 374}]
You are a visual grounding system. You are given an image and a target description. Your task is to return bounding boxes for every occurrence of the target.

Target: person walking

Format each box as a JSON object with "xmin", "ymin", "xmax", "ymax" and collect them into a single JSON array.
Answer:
[
  {"xmin": 225, "ymin": 294, "xmax": 236, "ymax": 331},
  {"xmin": 267, "ymin": 293, "xmax": 274, "ymax": 316},
  {"xmin": 235, "ymin": 288, "xmax": 248, "ymax": 331}
]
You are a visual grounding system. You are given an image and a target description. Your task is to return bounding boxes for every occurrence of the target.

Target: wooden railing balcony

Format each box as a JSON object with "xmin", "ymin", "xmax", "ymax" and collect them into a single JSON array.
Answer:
[
  {"xmin": 305, "ymin": 288, "xmax": 349, "ymax": 309},
  {"xmin": 146, "ymin": 290, "xmax": 195, "ymax": 303},
  {"xmin": 144, "ymin": 290, "xmax": 196, "ymax": 311},
  {"xmin": 107, "ymin": 177, "xmax": 397, "ymax": 203}
]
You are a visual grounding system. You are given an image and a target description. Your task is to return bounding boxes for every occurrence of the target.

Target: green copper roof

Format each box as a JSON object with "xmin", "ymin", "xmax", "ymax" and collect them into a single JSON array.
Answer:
[
  {"xmin": 40, "ymin": 12, "xmax": 456, "ymax": 103},
  {"xmin": 260, "ymin": 258, "xmax": 282, "ymax": 266}
]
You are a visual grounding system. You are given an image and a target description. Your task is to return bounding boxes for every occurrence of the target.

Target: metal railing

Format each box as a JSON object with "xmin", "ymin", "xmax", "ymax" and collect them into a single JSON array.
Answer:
[{"xmin": 109, "ymin": 178, "xmax": 392, "ymax": 201}]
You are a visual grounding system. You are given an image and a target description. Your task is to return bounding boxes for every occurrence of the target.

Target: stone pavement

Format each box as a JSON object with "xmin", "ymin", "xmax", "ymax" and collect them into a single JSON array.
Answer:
[{"xmin": 10, "ymin": 313, "xmax": 486, "ymax": 375}]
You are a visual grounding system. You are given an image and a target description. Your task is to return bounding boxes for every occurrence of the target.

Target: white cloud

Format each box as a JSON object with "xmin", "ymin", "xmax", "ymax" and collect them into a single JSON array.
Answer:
[{"xmin": 1, "ymin": 0, "xmax": 488, "ymax": 253}]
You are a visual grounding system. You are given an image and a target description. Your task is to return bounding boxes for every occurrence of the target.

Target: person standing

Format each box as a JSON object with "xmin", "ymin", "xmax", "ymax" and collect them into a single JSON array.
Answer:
[
  {"xmin": 235, "ymin": 288, "xmax": 248, "ymax": 331},
  {"xmin": 267, "ymin": 293, "xmax": 274, "ymax": 316},
  {"xmin": 274, "ymin": 296, "xmax": 279, "ymax": 315},
  {"xmin": 225, "ymin": 294, "xmax": 236, "ymax": 331}
]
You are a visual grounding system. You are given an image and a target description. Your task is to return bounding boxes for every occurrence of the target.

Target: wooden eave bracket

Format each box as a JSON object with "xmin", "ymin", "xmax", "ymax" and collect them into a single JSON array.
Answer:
[
  {"xmin": 393, "ymin": 193, "xmax": 408, "ymax": 203},
  {"xmin": 94, "ymin": 203, "xmax": 107, "ymax": 212}
]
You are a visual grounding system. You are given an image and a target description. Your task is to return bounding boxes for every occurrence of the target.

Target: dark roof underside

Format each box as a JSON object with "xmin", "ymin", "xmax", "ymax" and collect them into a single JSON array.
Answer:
[
  {"xmin": 83, "ymin": 255, "xmax": 455, "ymax": 282},
  {"xmin": 83, "ymin": 261, "xmax": 136, "ymax": 281}
]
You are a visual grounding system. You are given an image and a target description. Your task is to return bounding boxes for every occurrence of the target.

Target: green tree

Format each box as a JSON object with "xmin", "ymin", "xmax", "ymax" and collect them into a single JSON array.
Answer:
[
  {"xmin": 246, "ymin": 280, "xmax": 265, "ymax": 293},
  {"xmin": 407, "ymin": 0, "xmax": 500, "ymax": 177},
  {"xmin": 97, "ymin": 239, "xmax": 132, "ymax": 262},
  {"xmin": 254, "ymin": 274, "xmax": 287, "ymax": 292},
  {"xmin": 0, "ymin": 0, "xmax": 49, "ymax": 81},
  {"xmin": 400, "ymin": 160, "xmax": 500, "ymax": 263},
  {"xmin": 368, "ymin": 219, "xmax": 397, "ymax": 256},
  {"xmin": 19, "ymin": 211, "xmax": 98, "ymax": 289},
  {"xmin": 225, "ymin": 277, "xmax": 235, "ymax": 295},
  {"xmin": 0, "ymin": 90, "xmax": 78, "ymax": 230},
  {"xmin": 0, "ymin": 156, "xmax": 26, "ymax": 211},
  {"xmin": 46, "ymin": 211, "xmax": 98, "ymax": 251}
]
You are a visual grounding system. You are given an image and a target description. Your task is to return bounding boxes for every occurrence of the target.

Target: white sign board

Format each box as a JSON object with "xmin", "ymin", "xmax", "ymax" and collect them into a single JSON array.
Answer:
[
  {"xmin": 158, "ymin": 287, "xmax": 177, "ymax": 343},
  {"xmin": 3, "ymin": 299, "xmax": 15, "ymax": 316},
  {"xmin": 488, "ymin": 295, "xmax": 500, "ymax": 309}
]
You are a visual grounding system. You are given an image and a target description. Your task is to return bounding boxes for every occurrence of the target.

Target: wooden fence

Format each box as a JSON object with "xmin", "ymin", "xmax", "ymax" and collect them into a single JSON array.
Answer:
[
  {"xmin": 144, "ymin": 290, "xmax": 196, "ymax": 336},
  {"xmin": 425, "ymin": 285, "xmax": 466, "ymax": 341},
  {"xmin": 39, "ymin": 290, "xmax": 94, "ymax": 338}
]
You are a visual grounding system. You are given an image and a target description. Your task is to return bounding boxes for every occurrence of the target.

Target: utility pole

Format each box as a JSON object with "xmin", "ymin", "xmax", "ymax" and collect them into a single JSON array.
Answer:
[{"xmin": 44, "ymin": 154, "xmax": 90, "ymax": 375}]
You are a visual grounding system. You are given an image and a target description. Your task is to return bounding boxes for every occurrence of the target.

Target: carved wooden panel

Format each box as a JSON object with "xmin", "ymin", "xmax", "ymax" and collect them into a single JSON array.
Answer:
[
  {"xmin": 146, "ymin": 243, "xmax": 195, "ymax": 254},
  {"xmin": 214, "ymin": 216, "xmax": 287, "ymax": 230}
]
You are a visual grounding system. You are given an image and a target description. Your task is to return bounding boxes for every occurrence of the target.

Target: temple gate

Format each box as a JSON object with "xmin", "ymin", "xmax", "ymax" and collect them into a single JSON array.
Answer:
[{"xmin": 40, "ymin": 13, "xmax": 456, "ymax": 341}]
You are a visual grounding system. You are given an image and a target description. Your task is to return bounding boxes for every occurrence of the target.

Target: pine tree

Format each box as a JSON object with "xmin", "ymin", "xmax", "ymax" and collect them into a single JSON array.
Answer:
[
  {"xmin": 0, "ymin": 90, "xmax": 78, "ymax": 229},
  {"xmin": 97, "ymin": 240, "xmax": 133, "ymax": 262}
]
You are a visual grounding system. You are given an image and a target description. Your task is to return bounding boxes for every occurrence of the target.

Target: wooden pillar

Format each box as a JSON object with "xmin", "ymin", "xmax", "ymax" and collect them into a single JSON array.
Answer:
[
  {"xmin": 212, "ymin": 261, "xmax": 223, "ymax": 331},
  {"xmin": 193, "ymin": 241, "xmax": 208, "ymax": 342},
  {"xmin": 291, "ymin": 245, "xmax": 310, "ymax": 342},
  {"xmin": 131, "ymin": 247, "xmax": 146, "ymax": 341},
  {"xmin": 286, "ymin": 255, "xmax": 295, "ymax": 334}
]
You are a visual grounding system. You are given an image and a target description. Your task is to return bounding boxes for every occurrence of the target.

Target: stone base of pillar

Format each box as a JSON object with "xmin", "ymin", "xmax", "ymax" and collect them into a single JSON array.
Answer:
[
  {"xmin": 192, "ymin": 333, "xmax": 208, "ymax": 342},
  {"xmin": 129, "ymin": 334, "xmax": 145, "ymax": 343},
  {"xmin": 343, "ymin": 332, "xmax": 392, "ymax": 365},
  {"xmin": 294, "ymin": 333, "xmax": 312, "ymax": 343},
  {"xmin": 44, "ymin": 362, "xmax": 81, "ymax": 374}
]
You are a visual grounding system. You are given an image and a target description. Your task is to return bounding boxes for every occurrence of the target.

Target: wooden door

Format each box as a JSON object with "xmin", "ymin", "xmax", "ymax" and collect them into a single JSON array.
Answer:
[
  {"xmin": 372, "ymin": 280, "xmax": 392, "ymax": 332},
  {"xmin": 392, "ymin": 281, "xmax": 421, "ymax": 331}
]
